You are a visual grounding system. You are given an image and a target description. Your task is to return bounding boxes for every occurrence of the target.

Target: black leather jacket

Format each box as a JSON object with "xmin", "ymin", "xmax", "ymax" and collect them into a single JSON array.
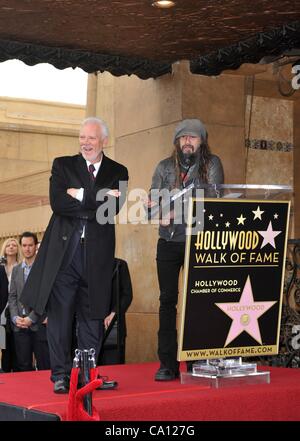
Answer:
[{"xmin": 149, "ymin": 154, "xmax": 224, "ymax": 242}]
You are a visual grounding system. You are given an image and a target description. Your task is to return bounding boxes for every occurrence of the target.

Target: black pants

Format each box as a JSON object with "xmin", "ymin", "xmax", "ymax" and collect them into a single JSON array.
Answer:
[
  {"xmin": 47, "ymin": 240, "xmax": 104, "ymax": 382},
  {"xmin": 156, "ymin": 238, "xmax": 185, "ymax": 373},
  {"xmin": 13, "ymin": 325, "xmax": 50, "ymax": 371},
  {"xmin": 1, "ymin": 324, "xmax": 20, "ymax": 372}
]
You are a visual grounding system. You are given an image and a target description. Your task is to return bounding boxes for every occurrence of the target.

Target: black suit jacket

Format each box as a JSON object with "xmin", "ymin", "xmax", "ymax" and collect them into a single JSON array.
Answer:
[
  {"xmin": 0, "ymin": 265, "xmax": 8, "ymax": 315},
  {"xmin": 110, "ymin": 258, "xmax": 133, "ymax": 339},
  {"xmin": 21, "ymin": 153, "xmax": 128, "ymax": 319},
  {"xmin": 8, "ymin": 263, "xmax": 40, "ymax": 332}
]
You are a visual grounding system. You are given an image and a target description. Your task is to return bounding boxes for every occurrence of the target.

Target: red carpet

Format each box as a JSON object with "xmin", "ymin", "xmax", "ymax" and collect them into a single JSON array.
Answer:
[{"xmin": 0, "ymin": 362, "xmax": 299, "ymax": 420}]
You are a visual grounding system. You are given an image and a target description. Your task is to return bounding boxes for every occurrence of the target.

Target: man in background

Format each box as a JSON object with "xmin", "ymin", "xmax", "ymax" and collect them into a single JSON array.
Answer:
[{"xmin": 9, "ymin": 232, "xmax": 50, "ymax": 371}]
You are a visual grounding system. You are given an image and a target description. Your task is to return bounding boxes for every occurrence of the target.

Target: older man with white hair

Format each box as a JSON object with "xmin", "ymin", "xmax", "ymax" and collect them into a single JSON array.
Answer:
[{"xmin": 21, "ymin": 117, "xmax": 128, "ymax": 393}]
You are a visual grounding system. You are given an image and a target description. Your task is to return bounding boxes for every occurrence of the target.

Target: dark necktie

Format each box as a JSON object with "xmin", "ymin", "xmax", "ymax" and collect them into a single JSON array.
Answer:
[{"xmin": 88, "ymin": 164, "xmax": 96, "ymax": 181}]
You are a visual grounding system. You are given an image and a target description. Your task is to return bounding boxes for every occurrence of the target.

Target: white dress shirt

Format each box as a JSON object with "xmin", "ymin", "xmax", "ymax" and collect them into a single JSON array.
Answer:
[
  {"xmin": 75, "ymin": 158, "xmax": 102, "ymax": 238},
  {"xmin": 75, "ymin": 158, "xmax": 102, "ymax": 202}
]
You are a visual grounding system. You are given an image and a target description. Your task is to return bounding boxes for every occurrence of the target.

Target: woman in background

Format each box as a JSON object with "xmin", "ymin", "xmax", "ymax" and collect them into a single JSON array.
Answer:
[{"xmin": 0, "ymin": 238, "xmax": 22, "ymax": 372}]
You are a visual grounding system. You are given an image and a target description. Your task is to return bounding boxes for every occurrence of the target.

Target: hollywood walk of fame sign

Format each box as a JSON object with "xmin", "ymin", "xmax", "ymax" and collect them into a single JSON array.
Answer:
[{"xmin": 178, "ymin": 198, "xmax": 290, "ymax": 361}]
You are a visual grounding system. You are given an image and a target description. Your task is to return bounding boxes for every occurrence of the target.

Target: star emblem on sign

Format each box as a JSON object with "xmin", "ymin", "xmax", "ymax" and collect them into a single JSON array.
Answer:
[
  {"xmin": 252, "ymin": 206, "xmax": 264, "ymax": 220},
  {"xmin": 237, "ymin": 214, "xmax": 246, "ymax": 225},
  {"xmin": 215, "ymin": 276, "xmax": 276, "ymax": 346},
  {"xmin": 258, "ymin": 221, "xmax": 281, "ymax": 249}
]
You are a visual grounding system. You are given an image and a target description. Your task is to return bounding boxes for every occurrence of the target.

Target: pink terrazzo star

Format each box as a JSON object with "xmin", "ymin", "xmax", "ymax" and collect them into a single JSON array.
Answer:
[
  {"xmin": 215, "ymin": 276, "xmax": 277, "ymax": 346},
  {"xmin": 258, "ymin": 221, "xmax": 281, "ymax": 249}
]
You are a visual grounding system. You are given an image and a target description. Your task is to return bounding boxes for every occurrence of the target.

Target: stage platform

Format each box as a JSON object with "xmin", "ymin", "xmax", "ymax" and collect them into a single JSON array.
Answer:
[{"xmin": 0, "ymin": 362, "xmax": 300, "ymax": 421}]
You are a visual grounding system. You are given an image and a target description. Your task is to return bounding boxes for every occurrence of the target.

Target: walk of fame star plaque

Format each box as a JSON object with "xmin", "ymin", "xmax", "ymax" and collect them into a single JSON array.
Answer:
[{"xmin": 178, "ymin": 196, "xmax": 290, "ymax": 387}]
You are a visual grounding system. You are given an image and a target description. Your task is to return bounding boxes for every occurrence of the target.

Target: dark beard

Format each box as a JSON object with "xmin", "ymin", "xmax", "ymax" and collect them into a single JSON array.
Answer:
[{"xmin": 177, "ymin": 146, "xmax": 197, "ymax": 170}]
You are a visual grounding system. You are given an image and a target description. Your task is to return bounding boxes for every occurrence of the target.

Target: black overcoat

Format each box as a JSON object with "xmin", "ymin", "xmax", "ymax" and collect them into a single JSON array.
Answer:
[{"xmin": 20, "ymin": 153, "xmax": 128, "ymax": 319}]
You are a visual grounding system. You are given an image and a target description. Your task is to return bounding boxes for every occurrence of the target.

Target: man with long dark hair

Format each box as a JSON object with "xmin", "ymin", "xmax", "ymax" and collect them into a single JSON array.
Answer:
[{"xmin": 148, "ymin": 118, "xmax": 224, "ymax": 381}]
